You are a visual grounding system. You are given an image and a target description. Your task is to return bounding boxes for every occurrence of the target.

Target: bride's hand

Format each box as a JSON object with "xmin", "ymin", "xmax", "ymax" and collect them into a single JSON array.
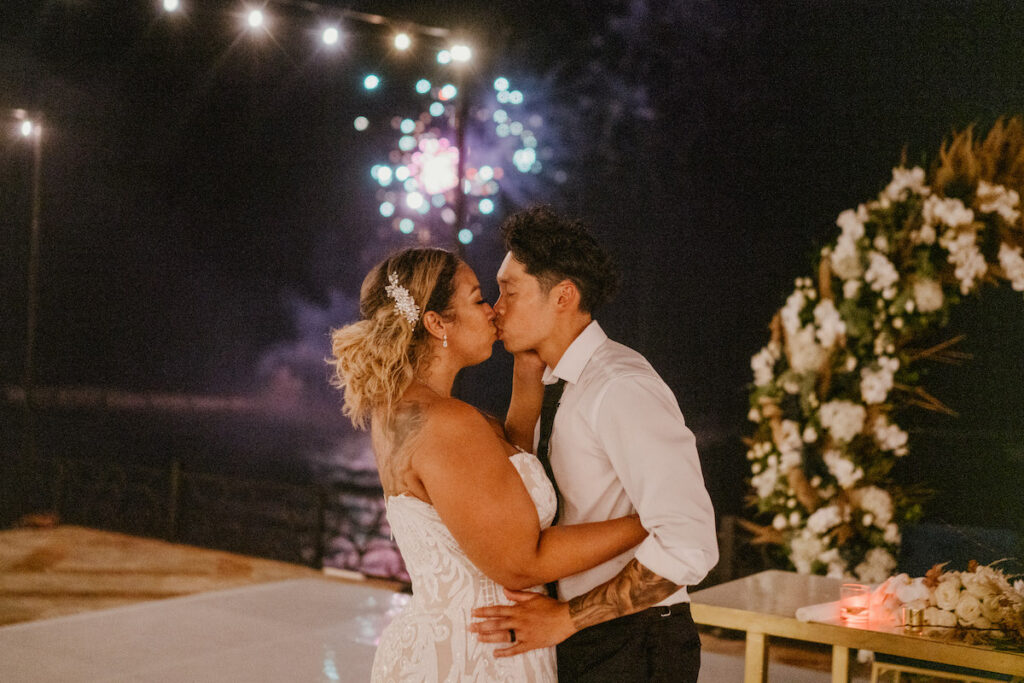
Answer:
[
  {"xmin": 512, "ymin": 351, "xmax": 545, "ymax": 382},
  {"xmin": 469, "ymin": 588, "xmax": 576, "ymax": 656}
]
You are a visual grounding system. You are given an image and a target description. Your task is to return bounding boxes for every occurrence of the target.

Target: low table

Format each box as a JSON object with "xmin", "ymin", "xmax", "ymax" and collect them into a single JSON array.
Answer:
[{"xmin": 690, "ymin": 570, "xmax": 1024, "ymax": 683}]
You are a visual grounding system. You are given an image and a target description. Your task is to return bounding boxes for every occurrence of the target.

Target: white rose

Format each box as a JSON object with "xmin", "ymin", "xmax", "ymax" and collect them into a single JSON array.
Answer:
[
  {"xmin": 895, "ymin": 577, "xmax": 931, "ymax": 608},
  {"xmin": 913, "ymin": 278, "xmax": 944, "ymax": 313},
  {"xmin": 806, "ymin": 505, "xmax": 843, "ymax": 534},
  {"xmin": 932, "ymin": 576, "xmax": 962, "ymax": 611},
  {"xmin": 962, "ymin": 571, "xmax": 993, "ymax": 600},
  {"xmin": 979, "ymin": 594, "xmax": 1006, "ymax": 624},
  {"xmin": 883, "ymin": 523, "xmax": 901, "ymax": 544},
  {"xmin": 972, "ymin": 614, "xmax": 993, "ymax": 630},
  {"xmin": 836, "ymin": 208, "xmax": 866, "ymax": 240},
  {"xmin": 924, "ymin": 606, "xmax": 958, "ymax": 628},
  {"xmin": 819, "ymin": 400, "xmax": 867, "ymax": 443},
  {"xmin": 831, "ymin": 236, "xmax": 864, "ymax": 281},
  {"xmin": 954, "ymin": 592, "xmax": 982, "ymax": 627},
  {"xmin": 788, "ymin": 325, "xmax": 828, "ymax": 374},
  {"xmin": 998, "ymin": 242, "xmax": 1024, "ymax": 291}
]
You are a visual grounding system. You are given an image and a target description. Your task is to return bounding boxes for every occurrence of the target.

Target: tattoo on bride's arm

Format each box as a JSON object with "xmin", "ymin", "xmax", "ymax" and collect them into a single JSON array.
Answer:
[{"xmin": 566, "ymin": 559, "xmax": 679, "ymax": 630}]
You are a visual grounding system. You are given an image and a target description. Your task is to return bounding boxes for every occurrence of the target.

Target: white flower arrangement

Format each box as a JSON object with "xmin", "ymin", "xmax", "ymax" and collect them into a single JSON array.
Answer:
[
  {"xmin": 872, "ymin": 561, "xmax": 1024, "ymax": 646},
  {"xmin": 746, "ymin": 119, "xmax": 1024, "ymax": 580}
]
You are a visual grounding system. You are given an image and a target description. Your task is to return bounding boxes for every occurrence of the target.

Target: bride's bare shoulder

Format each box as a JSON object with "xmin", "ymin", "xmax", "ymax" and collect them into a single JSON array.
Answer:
[{"xmin": 419, "ymin": 396, "xmax": 493, "ymax": 437}]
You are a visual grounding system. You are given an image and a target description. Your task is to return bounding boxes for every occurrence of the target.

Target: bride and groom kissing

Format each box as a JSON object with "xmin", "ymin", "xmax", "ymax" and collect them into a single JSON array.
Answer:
[{"xmin": 329, "ymin": 206, "xmax": 718, "ymax": 682}]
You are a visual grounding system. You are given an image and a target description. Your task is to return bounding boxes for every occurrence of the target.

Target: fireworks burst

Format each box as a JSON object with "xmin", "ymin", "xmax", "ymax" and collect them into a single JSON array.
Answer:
[{"xmin": 362, "ymin": 75, "xmax": 563, "ymax": 246}]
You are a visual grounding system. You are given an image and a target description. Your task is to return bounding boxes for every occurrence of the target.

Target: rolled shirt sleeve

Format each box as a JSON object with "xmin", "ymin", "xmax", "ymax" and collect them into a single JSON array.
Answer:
[{"xmin": 594, "ymin": 373, "xmax": 719, "ymax": 588}]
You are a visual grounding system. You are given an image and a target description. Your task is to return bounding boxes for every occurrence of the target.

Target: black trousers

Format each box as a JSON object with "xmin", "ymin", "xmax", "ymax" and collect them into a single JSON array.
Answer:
[{"xmin": 556, "ymin": 603, "xmax": 701, "ymax": 683}]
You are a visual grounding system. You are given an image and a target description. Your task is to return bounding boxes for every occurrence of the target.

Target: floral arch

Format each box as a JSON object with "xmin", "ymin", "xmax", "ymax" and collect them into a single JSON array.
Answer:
[{"xmin": 745, "ymin": 118, "xmax": 1024, "ymax": 583}]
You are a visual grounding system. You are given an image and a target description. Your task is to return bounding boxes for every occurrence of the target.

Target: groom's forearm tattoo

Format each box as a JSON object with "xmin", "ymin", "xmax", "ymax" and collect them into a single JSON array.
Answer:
[{"xmin": 566, "ymin": 558, "xmax": 679, "ymax": 630}]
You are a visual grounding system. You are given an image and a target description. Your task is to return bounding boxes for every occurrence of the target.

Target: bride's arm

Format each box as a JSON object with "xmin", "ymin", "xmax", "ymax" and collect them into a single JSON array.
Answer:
[
  {"xmin": 415, "ymin": 401, "xmax": 646, "ymax": 591},
  {"xmin": 503, "ymin": 351, "xmax": 545, "ymax": 452}
]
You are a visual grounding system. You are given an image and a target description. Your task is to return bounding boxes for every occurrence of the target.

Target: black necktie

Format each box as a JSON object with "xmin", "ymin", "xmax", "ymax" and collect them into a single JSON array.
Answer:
[{"xmin": 537, "ymin": 378, "xmax": 566, "ymax": 524}]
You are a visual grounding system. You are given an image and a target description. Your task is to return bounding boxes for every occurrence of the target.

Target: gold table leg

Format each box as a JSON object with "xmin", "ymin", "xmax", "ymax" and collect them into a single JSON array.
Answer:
[
  {"xmin": 744, "ymin": 631, "xmax": 769, "ymax": 683},
  {"xmin": 831, "ymin": 644, "xmax": 850, "ymax": 683}
]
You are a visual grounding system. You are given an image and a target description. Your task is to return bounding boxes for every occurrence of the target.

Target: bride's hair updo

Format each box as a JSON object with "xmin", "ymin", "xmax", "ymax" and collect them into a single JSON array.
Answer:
[{"xmin": 329, "ymin": 248, "xmax": 460, "ymax": 428}]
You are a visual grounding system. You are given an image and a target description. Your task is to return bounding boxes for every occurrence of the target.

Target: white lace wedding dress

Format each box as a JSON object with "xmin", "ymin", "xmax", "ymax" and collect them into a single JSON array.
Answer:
[{"xmin": 371, "ymin": 451, "xmax": 558, "ymax": 682}]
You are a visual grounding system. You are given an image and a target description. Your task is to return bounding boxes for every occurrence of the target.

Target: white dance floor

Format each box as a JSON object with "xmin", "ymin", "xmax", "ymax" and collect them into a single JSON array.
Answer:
[
  {"xmin": 0, "ymin": 578, "xmax": 408, "ymax": 682},
  {"xmin": 0, "ymin": 577, "xmax": 861, "ymax": 682}
]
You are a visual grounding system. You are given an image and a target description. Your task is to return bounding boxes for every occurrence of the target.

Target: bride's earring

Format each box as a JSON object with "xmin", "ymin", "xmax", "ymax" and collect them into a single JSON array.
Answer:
[{"xmin": 443, "ymin": 333, "xmax": 448, "ymax": 349}]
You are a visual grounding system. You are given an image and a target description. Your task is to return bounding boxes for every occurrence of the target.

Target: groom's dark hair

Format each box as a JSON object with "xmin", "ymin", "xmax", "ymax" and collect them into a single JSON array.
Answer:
[{"xmin": 500, "ymin": 205, "xmax": 619, "ymax": 313}]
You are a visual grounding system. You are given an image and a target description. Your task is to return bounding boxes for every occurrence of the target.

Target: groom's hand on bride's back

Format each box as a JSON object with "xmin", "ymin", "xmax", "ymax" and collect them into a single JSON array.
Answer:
[{"xmin": 469, "ymin": 588, "xmax": 576, "ymax": 657}]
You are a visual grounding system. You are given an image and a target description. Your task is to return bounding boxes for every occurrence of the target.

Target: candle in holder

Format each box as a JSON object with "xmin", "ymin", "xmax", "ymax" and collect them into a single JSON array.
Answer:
[{"xmin": 840, "ymin": 583, "xmax": 870, "ymax": 624}]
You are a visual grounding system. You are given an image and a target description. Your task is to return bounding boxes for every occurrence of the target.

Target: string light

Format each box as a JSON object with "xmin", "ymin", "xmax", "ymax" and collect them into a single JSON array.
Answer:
[
  {"xmin": 321, "ymin": 26, "xmax": 339, "ymax": 45},
  {"xmin": 143, "ymin": 0, "xmax": 524, "ymax": 248},
  {"xmin": 20, "ymin": 120, "xmax": 35, "ymax": 137}
]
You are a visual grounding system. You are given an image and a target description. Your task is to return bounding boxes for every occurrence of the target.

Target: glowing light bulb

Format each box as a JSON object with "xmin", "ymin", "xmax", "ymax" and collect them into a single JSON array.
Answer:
[
  {"xmin": 429, "ymin": 102, "xmax": 445, "ymax": 117},
  {"xmin": 436, "ymin": 50, "xmax": 451, "ymax": 65},
  {"xmin": 353, "ymin": 116, "xmax": 369, "ymax": 131},
  {"xmin": 394, "ymin": 33, "xmax": 411, "ymax": 51},
  {"xmin": 450, "ymin": 44, "xmax": 472, "ymax": 62},
  {"xmin": 399, "ymin": 219, "xmax": 415, "ymax": 234},
  {"xmin": 162, "ymin": 0, "xmax": 180, "ymax": 12},
  {"xmin": 494, "ymin": 77, "xmax": 509, "ymax": 91},
  {"xmin": 415, "ymin": 79, "xmax": 431, "ymax": 94},
  {"xmin": 438, "ymin": 84, "xmax": 457, "ymax": 101},
  {"xmin": 479, "ymin": 199, "xmax": 495, "ymax": 215},
  {"xmin": 363, "ymin": 74, "xmax": 380, "ymax": 90},
  {"xmin": 458, "ymin": 229, "xmax": 473, "ymax": 244},
  {"xmin": 247, "ymin": 9, "xmax": 263, "ymax": 28},
  {"xmin": 379, "ymin": 202, "xmax": 395, "ymax": 217},
  {"xmin": 322, "ymin": 27, "xmax": 339, "ymax": 45},
  {"xmin": 400, "ymin": 118, "xmax": 416, "ymax": 134},
  {"xmin": 19, "ymin": 120, "xmax": 34, "ymax": 137}
]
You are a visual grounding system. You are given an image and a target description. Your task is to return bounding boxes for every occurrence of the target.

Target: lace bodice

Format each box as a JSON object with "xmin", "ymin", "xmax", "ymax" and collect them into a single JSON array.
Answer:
[{"xmin": 371, "ymin": 451, "xmax": 557, "ymax": 682}]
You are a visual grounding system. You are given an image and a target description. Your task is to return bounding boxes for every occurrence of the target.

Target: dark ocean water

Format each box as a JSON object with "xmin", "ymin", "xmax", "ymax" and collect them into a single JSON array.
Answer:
[{"xmin": 0, "ymin": 400, "xmax": 410, "ymax": 581}]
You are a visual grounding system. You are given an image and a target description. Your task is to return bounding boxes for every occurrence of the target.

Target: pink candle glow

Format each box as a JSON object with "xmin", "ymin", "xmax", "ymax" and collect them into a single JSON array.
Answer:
[{"xmin": 840, "ymin": 583, "xmax": 870, "ymax": 624}]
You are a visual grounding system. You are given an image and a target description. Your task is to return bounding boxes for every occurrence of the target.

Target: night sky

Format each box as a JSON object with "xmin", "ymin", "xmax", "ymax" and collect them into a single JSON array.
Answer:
[{"xmin": 2, "ymin": 1, "xmax": 1023, "ymax": 527}]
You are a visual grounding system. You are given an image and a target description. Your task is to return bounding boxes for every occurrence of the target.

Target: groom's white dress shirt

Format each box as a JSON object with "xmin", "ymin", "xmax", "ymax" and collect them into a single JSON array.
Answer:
[{"xmin": 537, "ymin": 321, "xmax": 718, "ymax": 605}]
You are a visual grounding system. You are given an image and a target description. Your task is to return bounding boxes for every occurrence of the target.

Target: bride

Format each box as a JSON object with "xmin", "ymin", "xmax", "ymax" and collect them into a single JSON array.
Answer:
[{"xmin": 328, "ymin": 248, "xmax": 647, "ymax": 682}]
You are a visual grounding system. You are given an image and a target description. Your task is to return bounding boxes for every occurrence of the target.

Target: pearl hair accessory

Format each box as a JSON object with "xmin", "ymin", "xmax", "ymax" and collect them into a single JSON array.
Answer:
[
  {"xmin": 443, "ymin": 334, "xmax": 448, "ymax": 348},
  {"xmin": 384, "ymin": 272, "xmax": 420, "ymax": 325}
]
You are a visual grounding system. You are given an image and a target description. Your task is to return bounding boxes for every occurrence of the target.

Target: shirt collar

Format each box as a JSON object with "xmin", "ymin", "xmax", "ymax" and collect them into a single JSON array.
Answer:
[{"xmin": 542, "ymin": 320, "xmax": 607, "ymax": 386}]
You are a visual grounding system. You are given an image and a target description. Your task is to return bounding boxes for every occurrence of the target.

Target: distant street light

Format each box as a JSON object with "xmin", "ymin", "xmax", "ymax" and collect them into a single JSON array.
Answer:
[{"xmin": 10, "ymin": 109, "xmax": 43, "ymax": 465}]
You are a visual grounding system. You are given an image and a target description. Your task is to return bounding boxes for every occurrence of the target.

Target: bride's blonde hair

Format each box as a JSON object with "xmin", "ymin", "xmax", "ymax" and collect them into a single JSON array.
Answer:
[{"xmin": 328, "ymin": 248, "xmax": 460, "ymax": 429}]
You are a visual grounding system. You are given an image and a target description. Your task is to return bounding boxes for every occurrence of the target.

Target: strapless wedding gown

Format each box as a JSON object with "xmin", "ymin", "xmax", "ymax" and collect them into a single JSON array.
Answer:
[{"xmin": 371, "ymin": 451, "xmax": 558, "ymax": 682}]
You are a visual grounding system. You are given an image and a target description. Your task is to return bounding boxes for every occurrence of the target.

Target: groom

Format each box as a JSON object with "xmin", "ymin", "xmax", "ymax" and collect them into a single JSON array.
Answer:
[{"xmin": 471, "ymin": 207, "xmax": 719, "ymax": 681}]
